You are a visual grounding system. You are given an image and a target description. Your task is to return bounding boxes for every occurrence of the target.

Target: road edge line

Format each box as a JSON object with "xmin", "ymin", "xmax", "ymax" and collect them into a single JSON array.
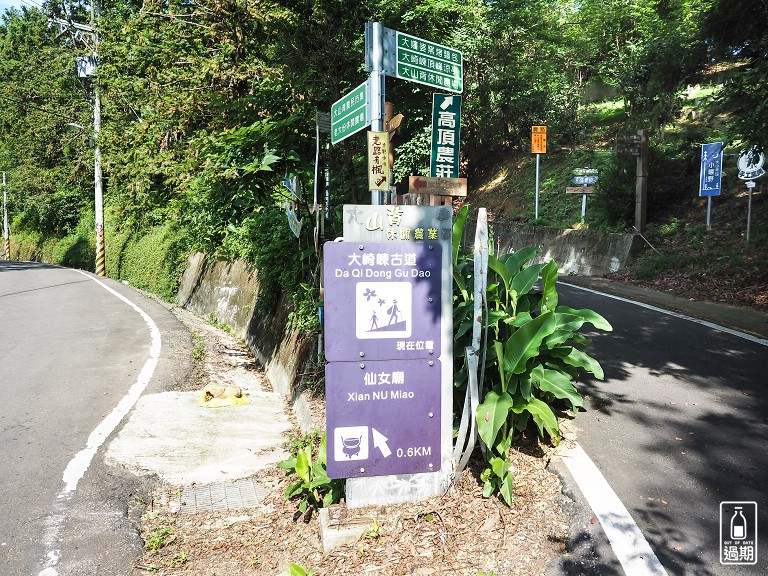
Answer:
[
  {"xmin": 39, "ymin": 271, "xmax": 162, "ymax": 575},
  {"xmin": 560, "ymin": 442, "xmax": 669, "ymax": 576},
  {"xmin": 560, "ymin": 281, "xmax": 768, "ymax": 347}
]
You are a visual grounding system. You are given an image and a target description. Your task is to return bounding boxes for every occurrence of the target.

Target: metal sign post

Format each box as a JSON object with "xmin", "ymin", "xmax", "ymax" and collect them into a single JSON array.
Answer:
[
  {"xmin": 2, "ymin": 172, "xmax": 8, "ymax": 260},
  {"xmin": 699, "ymin": 141, "xmax": 724, "ymax": 230},
  {"xmin": 571, "ymin": 169, "xmax": 598, "ymax": 223},
  {"xmin": 737, "ymin": 146, "xmax": 766, "ymax": 244},
  {"xmin": 531, "ymin": 126, "xmax": 547, "ymax": 221}
]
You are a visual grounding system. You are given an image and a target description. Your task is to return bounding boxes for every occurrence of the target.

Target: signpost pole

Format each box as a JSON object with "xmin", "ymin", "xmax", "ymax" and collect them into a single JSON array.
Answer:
[
  {"xmin": 581, "ymin": 184, "xmax": 587, "ymax": 222},
  {"xmin": 746, "ymin": 183, "xmax": 754, "ymax": 243},
  {"xmin": 706, "ymin": 196, "xmax": 713, "ymax": 230},
  {"xmin": 634, "ymin": 129, "xmax": 649, "ymax": 234},
  {"xmin": 2, "ymin": 171, "xmax": 8, "ymax": 260},
  {"xmin": 535, "ymin": 154, "xmax": 540, "ymax": 221},
  {"xmin": 369, "ymin": 22, "xmax": 386, "ymax": 206}
]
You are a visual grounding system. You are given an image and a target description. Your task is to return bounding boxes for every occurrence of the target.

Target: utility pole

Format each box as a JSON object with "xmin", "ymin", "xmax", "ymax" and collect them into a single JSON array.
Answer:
[
  {"xmin": 51, "ymin": 2, "xmax": 105, "ymax": 276},
  {"xmin": 3, "ymin": 172, "xmax": 8, "ymax": 260}
]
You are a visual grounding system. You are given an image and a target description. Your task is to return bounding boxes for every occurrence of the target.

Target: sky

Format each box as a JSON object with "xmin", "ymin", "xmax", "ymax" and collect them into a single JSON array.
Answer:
[{"xmin": 0, "ymin": 0, "xmax": 37, "ymax": 14}]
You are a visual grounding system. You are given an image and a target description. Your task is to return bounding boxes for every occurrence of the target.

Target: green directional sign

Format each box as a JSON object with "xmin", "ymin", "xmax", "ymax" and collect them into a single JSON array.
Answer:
[
  {"xmin": 430, "ymin": 94, "xmax": 461, "ymax": 178},
  {"xmin": 331, "ymin": 80, "xmax": 370, "ymax": 145},
  {"xmin": 395, "ymin": 31, "xmax": 462, "ymax": 93}
]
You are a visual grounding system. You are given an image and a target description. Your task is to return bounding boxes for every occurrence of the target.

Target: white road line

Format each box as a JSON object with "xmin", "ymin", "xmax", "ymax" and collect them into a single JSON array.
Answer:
[
  {"xmin": 561, "ymin": 281, "xmax": 768, "ymax": 347},
  {"xmin": 560, "ymin": 443, "xmax": 669, "ymax": 576},
  {"xmin": 39, "ymin": 271, "xmax": 162, "ymax": 576}
]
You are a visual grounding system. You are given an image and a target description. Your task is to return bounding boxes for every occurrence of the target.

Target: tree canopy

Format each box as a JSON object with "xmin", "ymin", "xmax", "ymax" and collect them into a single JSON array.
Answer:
[{"xmin": 0, "ymin": 0, "xmax": 763, "ymax": 254}]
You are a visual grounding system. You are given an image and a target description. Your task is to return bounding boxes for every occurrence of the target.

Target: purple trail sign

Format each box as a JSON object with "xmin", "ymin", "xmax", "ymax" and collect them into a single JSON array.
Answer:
[
  {"xmin": 325, "ymin": 359, "xmax": 441, "ymax": 478},
  {"xmin": 323, "ymin": 242, "xmax": 442, "ymax": 362}
]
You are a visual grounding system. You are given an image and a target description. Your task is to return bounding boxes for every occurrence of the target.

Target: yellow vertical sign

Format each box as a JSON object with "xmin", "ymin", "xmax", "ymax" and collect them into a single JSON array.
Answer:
[
  {"xmin": 531, "ymin": 125, "xmax": 547, "ymax": 154},
  {"xmin": 368, "ymin": 131, "xmax": 390, "ymax": 191}
]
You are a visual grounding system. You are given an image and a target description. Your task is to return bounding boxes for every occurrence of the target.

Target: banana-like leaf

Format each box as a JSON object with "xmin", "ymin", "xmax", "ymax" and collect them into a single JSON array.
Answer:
[
  {"xmin": 503, "ymin": 311, "xmax": 556, "ymax": 374},
  {"xmin": 511, "ymin": 396, "xmax": 560, "ymax": 441},
  {"xmin": 295, "ymin": 447, "xmax": 311, "ymax": 483},
  {"xmin": 556, "ymin": 306, "xmax": 613, "ymax": 331},
  {"xmin": 511, "ymin": 263, "xmax": 544, "ymax": 297},
  {"xmin": 554, "ymin": 312, "xmax": 585, "ymax": 332},
  {"xmin": 506, "ymin": 311, "xmax": 533, "ymax": 327},
  {"xmin": 476, "ymin": 389, "xmax": 514, "ymax": 448},
  {"xmin": 488, "ymin": 253, "xmax": 513, "ymax": 293},
  {"xmin": 500, "ymin": 247, "xmax": 539, "ymax": 272},
  {"xmin": 531, "ymin": 365, "xmax": 584, "ymax": 410},
  {"xmin": 519, "ymin": 373, "xmax": 532, "ymax": 400},
  {"xmin": 453, "ymin": 268, "xmax": 469, "ymax": 301},
  {"xmin": 544, "ymin": 329, "xmax": 574, "ymax": 348},
  {"xmin": 452, "ymin": 204, "xmax": 470, "ymax": 266},
  {"xmin": 499, "ymin": 470, "xmax": 514, "ymax": 505},
  {"xmin": 494, "ymin": 341, "xmax": 506, "ymax": 391},
  {"xmin": 550, "ymin": 346, "xmax": 605, "ymax": 380},
  {"xmin": 540, "ymin": 260, "xmax": 559, "ymax": 312}
]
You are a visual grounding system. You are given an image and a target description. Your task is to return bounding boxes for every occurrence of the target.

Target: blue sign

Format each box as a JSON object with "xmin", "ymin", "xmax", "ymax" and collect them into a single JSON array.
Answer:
[
  {"xmin": 325, "ymin": 359, "xmax": 441, "ymax": 478},
  {"xmin": 572, "ymin": 175, "xmax": 598, "ymax": 185},
  {"xmin": 699, "ymin": 142, "xmax": 723, "ymax": 197}
]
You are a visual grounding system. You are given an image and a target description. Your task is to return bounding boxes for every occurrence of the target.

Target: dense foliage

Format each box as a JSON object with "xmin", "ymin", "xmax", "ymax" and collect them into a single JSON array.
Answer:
[{"xmin": 0, "ymin": 0, "xmax": 762, "ymax": 294}]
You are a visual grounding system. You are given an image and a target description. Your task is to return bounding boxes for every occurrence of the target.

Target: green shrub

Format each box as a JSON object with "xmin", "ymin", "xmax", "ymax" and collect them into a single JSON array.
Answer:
[
  {"xmin": 277, "ymin": 432, "xmax": 343, "ymax": 516},
  {"xmin": 453, "ymin": 206, "xmax": 612, "ymax": 505},
  {"xmin": 106, "ymin": 216, "xmax": 190, "ymax": 300}
]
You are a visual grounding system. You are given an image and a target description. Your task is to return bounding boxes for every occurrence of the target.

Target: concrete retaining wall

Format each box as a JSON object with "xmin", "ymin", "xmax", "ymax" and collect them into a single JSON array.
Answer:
[
  {"xmin": 492, "ymin": 223, "xmax": 644, "ymax": 276},
  {"xmin": 176, "ymin": 253, "xmax": 319, "ymax": 431},
  {"xmin": 174, "ymin": 224, "xmax": 641, "ymax": 431}
]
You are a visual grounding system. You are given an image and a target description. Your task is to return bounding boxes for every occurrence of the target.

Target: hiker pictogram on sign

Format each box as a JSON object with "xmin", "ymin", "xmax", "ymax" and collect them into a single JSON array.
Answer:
[{"xmin": 356, "ymin": 282, "xmax": 412, "ymax": 339}]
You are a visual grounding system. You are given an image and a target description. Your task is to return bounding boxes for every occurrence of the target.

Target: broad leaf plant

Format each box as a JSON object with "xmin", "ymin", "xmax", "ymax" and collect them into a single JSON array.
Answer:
[{"xmin": 453, "ymin": 206, "xmax": 612, "ymax": 505}]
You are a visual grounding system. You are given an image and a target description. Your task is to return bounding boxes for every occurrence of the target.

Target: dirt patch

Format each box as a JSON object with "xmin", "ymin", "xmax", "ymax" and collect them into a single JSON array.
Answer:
[
  {"xmin": 129, "ymin": 305, "xmax": 571, "ymax": 576},
  {"xmin": 133, "ymin": 443, "xmax": 568, "ymax": 576}
]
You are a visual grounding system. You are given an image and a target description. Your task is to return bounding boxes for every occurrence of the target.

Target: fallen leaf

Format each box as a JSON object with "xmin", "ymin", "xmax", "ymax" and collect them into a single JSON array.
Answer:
[{"xmin": 661, "ymin": 499, "xmax": 669, "ymax": 505}]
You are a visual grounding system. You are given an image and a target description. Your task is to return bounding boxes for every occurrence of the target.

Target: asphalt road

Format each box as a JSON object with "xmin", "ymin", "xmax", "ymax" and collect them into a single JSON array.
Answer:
[
  {"xmin": 556, "ymin": 282, "xmax": 768, "ymax": 576},
  {"xmin": 0, "ymin": 262, "xmax": 192, "ymax": 576}
]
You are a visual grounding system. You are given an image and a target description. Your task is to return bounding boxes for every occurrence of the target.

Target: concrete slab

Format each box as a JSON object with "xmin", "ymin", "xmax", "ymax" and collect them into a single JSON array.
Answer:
[{"xmin": 105, "ymin": 388, "xmax": 290, "ymax": 485}]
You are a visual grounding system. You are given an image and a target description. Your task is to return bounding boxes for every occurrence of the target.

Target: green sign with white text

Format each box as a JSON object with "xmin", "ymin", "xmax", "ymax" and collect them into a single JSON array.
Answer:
[
  {"xmin": 395, "ymin": 31, "xmax": 462, "ymax": 93},
  {"xmin": 430, "ymin": 94, "xmax": 462, "ymax": 178},
  {"xmin": 331, "ymin": 80, "xmax": 370, "ymax": 145}
]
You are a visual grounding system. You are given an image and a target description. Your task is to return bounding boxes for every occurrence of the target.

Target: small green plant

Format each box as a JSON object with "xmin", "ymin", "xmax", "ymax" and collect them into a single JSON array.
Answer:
[
  {"xmin": 284, "ymin": 430, "xmax": 322, "ymax": 457},
  {"xmin": 280, "ymin": 563, "xmax": 317, "ymax": 576},
  {"xmin": 168, "ymin": 551, "xmax": 188, "ymax": 567},
  {"xmin": 278, "ymin": 432, "xmax": 344, "ymax": 515},
  {"xmin": 364, "ymin": 514, "xmax": 380, "ymax": 539},
  {"xmin": 144, "ymin": 524, "xmax": 175, "ymax": 554},
  {"xmin": 191, "ymin": 332, "xmax": 205, "ymax": 361},
  {"xmin": 207, "ymin": 313, "xmax": 232, "ymax": 333},
  {"xmin": 453, "ymin": 205, "xmax": 612, "ymax": 505}
]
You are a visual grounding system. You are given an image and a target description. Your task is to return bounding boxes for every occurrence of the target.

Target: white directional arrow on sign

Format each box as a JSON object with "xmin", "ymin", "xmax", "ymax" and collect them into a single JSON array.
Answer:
[
  {"xmin": 371, "ymin": 428, "xmax": 392, "ymax": 458},
  {"xmin": 440, "ymin": 96, "xmax": 454, "ymax": 110}
]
